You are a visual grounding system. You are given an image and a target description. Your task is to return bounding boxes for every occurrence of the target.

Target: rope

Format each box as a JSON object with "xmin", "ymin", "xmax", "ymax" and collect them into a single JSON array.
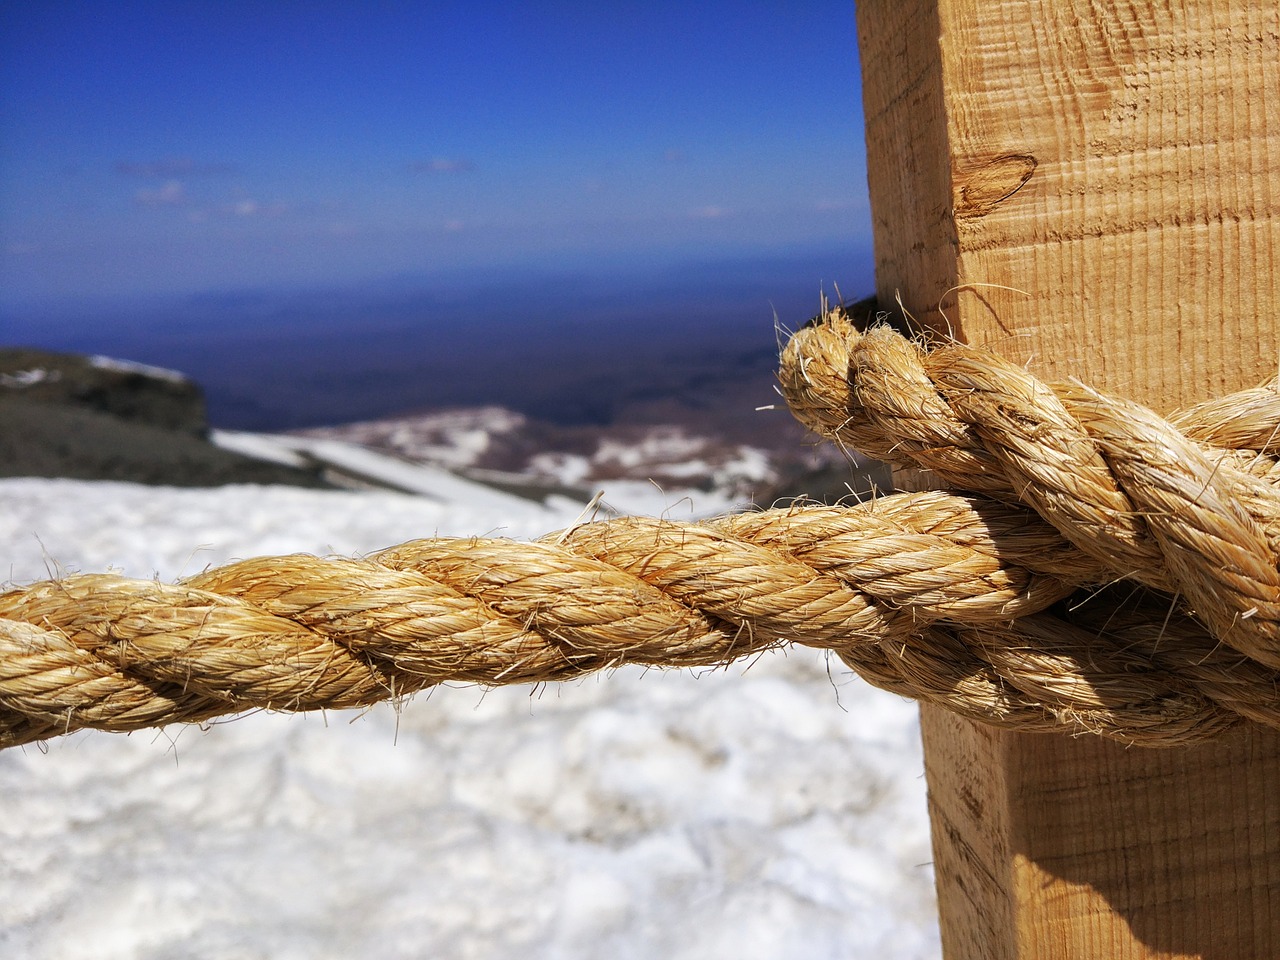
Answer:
[
  {"xmin": 3, "ymin": 310, "xmax": 1278, "ymax": 747},
  {"xmin": 779, "ymin": 314, "xmax": 1280, "ymax": 666}
]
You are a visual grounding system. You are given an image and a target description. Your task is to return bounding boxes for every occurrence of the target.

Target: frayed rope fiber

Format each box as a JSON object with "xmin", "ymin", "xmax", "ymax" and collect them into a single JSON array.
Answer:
[{"xmin": 4, "ymin": 308, "xmax": 1280, "ymax": 747}]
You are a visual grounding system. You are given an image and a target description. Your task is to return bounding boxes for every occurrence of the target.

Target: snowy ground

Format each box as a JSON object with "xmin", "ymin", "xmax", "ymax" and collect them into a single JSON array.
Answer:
[{"xmin": 0, "ymin": 477, "xmax": 939, "ymax": 959}]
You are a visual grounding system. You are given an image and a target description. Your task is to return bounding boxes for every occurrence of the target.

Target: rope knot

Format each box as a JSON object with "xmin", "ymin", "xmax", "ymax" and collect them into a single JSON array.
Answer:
[{"xmin": 780, "ymin": 310, "xmax": 1280, "ymax": 668}]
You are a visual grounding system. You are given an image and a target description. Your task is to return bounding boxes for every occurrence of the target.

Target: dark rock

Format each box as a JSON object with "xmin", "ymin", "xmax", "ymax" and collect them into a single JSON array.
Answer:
[
  {"xmin": 0, "ymin": 348, "xmax": 207, "ymax": 436},
  {"xmin": 0, "ymin": 348, "xmax": 334, "ymax": 488},
  {"xmin": 0, "ymin": 397, "xmax": 334, "ymax": 488}
]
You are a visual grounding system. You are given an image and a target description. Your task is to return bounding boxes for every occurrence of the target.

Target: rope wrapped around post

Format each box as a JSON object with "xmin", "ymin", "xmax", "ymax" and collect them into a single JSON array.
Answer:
[{"xmin": 3, "ymin": 307, "xmax": 1280, "ymax": 748}]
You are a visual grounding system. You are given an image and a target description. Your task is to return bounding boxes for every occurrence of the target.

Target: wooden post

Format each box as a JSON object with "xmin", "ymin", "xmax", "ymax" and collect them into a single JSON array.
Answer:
[{"xmin": 854, "ymin": 1, "xmax": 1280, "ymax": 956}]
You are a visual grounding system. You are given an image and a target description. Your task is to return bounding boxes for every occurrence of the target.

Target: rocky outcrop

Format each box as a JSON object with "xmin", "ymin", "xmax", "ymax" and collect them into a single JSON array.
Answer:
[
  {"xmin": 0, "ymin": 348, "xmax": 208, "ymax": 436},
  {"xmin": 0, "ymin": 348, "xmax": 333, "ymax": 488}
]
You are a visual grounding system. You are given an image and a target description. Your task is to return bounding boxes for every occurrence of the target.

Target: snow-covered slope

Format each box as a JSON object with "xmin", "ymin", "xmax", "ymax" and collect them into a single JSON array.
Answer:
[
  {"xmin": 213, "ymin": 429, "xmax": 584, "ymax": 512},
  {"xmin": 287, "ymin": 404, "xmax": 844, "ymax": 509},
  {"xmin": 0, "ymin": 476, "xmax": 939, "ymax": 959},
  {"xmin": 213, "ymin": 427, "xmax": 751, "ymax": 518}
]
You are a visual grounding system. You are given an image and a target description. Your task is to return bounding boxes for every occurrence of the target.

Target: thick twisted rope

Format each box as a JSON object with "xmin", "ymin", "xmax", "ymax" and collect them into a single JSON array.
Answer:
[
  {"xmin": 780, "ymin": 313, "xmax": 1280, "ymax": 667},
  {"xmin": 2, "ymin": 312, "xmax": 1278, "ymax": 747}
]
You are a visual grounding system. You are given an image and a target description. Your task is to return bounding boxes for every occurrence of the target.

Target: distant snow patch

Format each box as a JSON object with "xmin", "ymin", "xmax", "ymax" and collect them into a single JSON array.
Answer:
[
  {"xmin": 0, "ymin": 368, "xmax": 60, "ymax": 389},
  {"xmin": 210, "ymin": 429, "xmax": 313, "ymax": 469},
  {"xmin": 88, "ymin": 355, "xmax": 188, "ymax": 383}
]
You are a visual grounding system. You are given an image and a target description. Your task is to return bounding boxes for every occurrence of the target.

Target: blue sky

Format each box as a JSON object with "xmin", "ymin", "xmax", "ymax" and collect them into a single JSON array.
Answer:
[{"xmin": 0, "ymin": 2, "xmax": 870, "ymax": 312}]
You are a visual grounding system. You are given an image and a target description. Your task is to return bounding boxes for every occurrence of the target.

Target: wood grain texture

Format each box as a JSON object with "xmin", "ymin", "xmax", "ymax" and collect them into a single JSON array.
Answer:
[
  {"xmin": 919, "ymin": 707, "xmax": 1280, "ymax": 959},
  {"xmin": 859, "ymin": 0, "xmax": 1280, "ymax": 410},
  {"xmin": 856, "ymin": 0, "xmax": 1280, "ymax": 956}
]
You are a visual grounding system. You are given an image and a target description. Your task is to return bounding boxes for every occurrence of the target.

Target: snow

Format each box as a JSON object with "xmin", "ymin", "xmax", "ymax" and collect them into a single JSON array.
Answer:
[
  {"xmin": 232, "ymin": 433, "xmax": 552, "ymax": 507},
  {"xmin": 528, "ymin": 451, "xmax": 593, "ymax": 485},
  {"xmin": 297, "ymin": 407, "xmax": 529, "ymax": 471},
  {"xmin": 0, "ymin": 475, "xmax": 940, "ymax": 959},
  {"xmin": 1, "ymin": 368, "xmax": 61, "ymax": 389},
  {"xmin": 88, "ymin": 355, "xmax": 189, "ymax": 383},
  {"xmin": 210, "ymin": 429, "xmax": 314, "ymax": 469},
  {"xmin": 596, "ymin": 430, "xmax": 708, "ymax": 470},
  {"xmin": 713, "ymin": 445, "xmax": 773, "ymax": 485},
  {"xmin": 213, "ymin": 429, "xmax": 581, "ymax": 512}
]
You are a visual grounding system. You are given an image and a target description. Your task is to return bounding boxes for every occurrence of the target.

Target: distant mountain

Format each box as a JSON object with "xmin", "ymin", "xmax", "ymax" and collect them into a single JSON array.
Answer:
[
  {"xmin": 280, "ymin": 295, "xmax": 893, "ymax": 505},
  {"xmin": 290, "ymin": 403, "xmax": 888, "ymax": 510},
  {"xmin": 0, "ymin": 348, "xmax": 332, "ymax": 488},
  {"xmin": 1, "ymin": 245, "xmax": 874, "ymax": 432},
  {"xmin": 1, "ymin": 290, "xmax": 891, "ymax": 502}
]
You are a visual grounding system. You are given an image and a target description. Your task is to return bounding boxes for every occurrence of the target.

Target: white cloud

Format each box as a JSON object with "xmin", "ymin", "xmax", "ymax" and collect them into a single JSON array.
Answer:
[
  {"xmin": 221, "ymin": 199, "xmax": 287, "ymax": 218},
  {"xmin": 134, "ymin": 180, "xmax": 186, "ymax": 206}
]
